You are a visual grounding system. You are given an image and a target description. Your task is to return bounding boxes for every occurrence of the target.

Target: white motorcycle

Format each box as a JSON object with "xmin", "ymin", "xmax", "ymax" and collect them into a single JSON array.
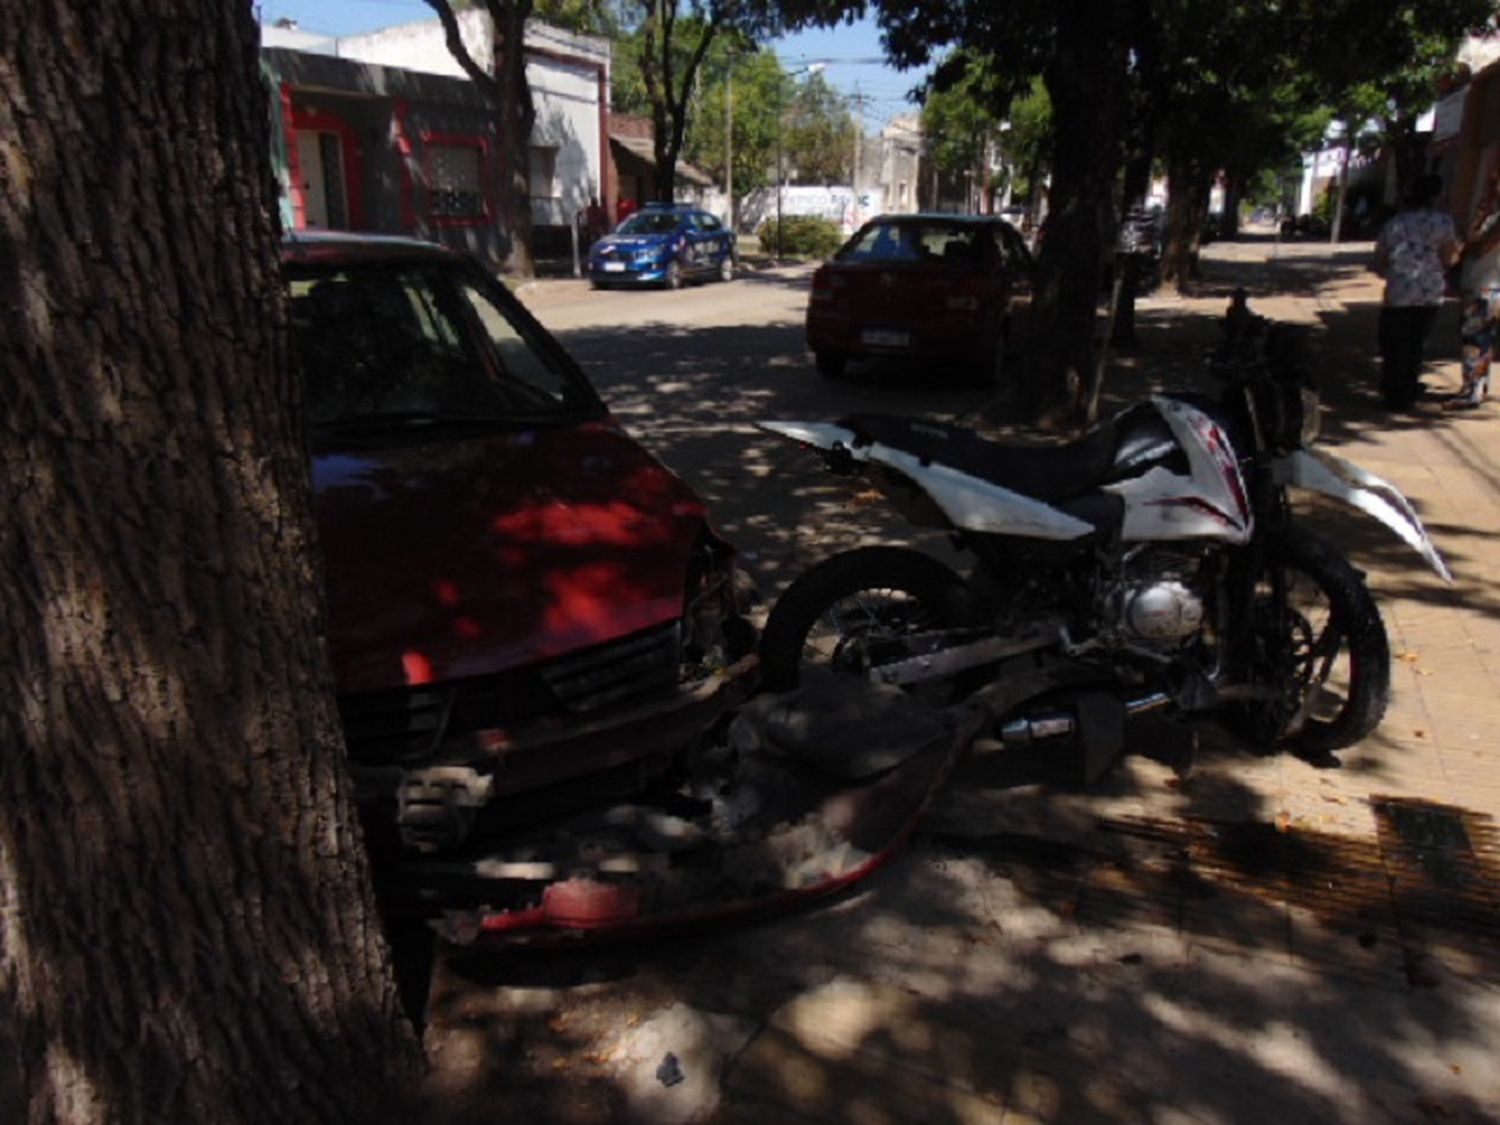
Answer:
[{"xmin": 759, "ymin": 312, "xmax": 1449, "ymax": 776}]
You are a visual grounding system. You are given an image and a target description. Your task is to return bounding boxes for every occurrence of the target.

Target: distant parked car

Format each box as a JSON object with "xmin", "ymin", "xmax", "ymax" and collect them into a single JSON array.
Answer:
[
  {"xmin": 588, "ymin": 202, "xmax": 736, "ymax": 289},
  {"xmin": 805, "ymin": 213, "xmax": 1034, "ymax": 381},
  {"xmin": 283, "ymin": 232, "xmax": 756, "ymax": 855}
]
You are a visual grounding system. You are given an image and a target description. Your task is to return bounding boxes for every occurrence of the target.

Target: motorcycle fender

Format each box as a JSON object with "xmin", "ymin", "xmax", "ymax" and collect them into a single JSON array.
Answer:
[
  {"xmin": 756, "ymin": 420, "xmax": 864, "ymax": 455},
  {"xmin": 1271, "ymin": 448, "xmax": 1451, "ymax": 582}
]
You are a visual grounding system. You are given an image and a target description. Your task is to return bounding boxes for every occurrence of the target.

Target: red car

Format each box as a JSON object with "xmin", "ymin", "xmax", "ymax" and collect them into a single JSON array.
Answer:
[
  {"xmin": 805, "ymin": 214, "xmax": 1033, "ymax": 381},
  {"xmin": 284, "ymin": 233, "xmax": 756, "ymax": 854}
]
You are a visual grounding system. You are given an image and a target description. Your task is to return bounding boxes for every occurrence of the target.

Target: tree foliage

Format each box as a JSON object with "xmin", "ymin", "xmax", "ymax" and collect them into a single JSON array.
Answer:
[
  {"xmin": 682, "ymin": 47, "xmax": 788, "ymax": 198},
  {"xmin": 873, "ymin": 0, "xmax": 1495, "ymax": 419},
  {"xmin": 784, "ymin": 71, "xmax": 857, "ymax": 184}
]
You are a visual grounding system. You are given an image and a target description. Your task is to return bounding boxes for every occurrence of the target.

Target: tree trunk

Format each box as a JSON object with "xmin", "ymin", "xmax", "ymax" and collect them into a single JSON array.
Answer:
[
  {"xmin": 1221, "ymin": 175, "xmax": 1241, "ymax": 238},
  {"xmin": 1161, "ymin": 152, "xmax": 1210, "ymax": 292},
  {"xmin": 1389, "ymin": 111, "xmax": 1425, "ymax": 206},
  {"xmin": 0, "ymin": 5, "xmax": 422, "ymax": 1122},
  {"xmin": 1330, "ymin": 128, "xmax": 1352, "ymax": 244},
  {"xmin": 495, "ymin": 0, "xmax": 537, "ymax": 275},
  {"xmin": 1021, "ymin": 1, "xmax": 1129, "ymax": 424},
  {"xmin": 1109, "ymin": 140, "xmax": 1156, "ymax": 349}
]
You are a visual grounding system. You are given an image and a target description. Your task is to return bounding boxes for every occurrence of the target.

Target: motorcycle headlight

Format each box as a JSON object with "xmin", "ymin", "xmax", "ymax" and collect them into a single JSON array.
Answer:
[{"xmin": 1299, "ymin": 387, "xmax": 1321, "ymax": 446}]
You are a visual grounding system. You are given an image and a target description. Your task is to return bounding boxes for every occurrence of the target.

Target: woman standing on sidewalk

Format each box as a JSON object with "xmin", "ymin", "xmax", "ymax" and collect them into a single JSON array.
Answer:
[
  {"xmin": 1373, "ymin": 173, "xmax": 1461, "ymax": 411},
  {"xmin": 1451, "ymin": 168, "xmax": 1500, "ymax": 412}
]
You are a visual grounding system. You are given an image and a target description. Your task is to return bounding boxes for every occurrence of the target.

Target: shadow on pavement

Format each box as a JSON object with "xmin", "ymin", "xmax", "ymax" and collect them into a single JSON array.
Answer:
[{"xmin": 419, "ymin": 241, "xmax": 1500, "ymax": 1125}]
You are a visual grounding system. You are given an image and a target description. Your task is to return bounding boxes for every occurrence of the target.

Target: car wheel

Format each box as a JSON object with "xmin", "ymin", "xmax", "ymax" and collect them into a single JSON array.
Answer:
[
  {"xmin": 814, "ymin": 350, "xmax": 847, "ymax": 379},
  {"xmin": 719, "ymin": 254, "xmax": 735, "ymax": 282},
  {"xmin": 666, "ymin": 260, "xmax": 683, "ymax": 290}
]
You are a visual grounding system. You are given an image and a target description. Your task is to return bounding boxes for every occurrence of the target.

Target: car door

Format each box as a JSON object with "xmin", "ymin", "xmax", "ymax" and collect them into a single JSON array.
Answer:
[{"xmin": 691, "ymin": 212, "xmax": 726, "ymax": 273}]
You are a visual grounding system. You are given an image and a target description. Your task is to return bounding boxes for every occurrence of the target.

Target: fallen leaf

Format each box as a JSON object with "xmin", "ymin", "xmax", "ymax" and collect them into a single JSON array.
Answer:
[
  {"xmin": 1322, "ymin": 795, "xmax": 1347, "ymax": 805},
  {"xmin": 1413, "ymin": 729, "xmax": 1427, "ymax": 739},
  {"xmin": 1450, "ymin": 1063, "xmax": 1463, "ymax": 1075},
  {"xmin": 1275, "ymin": 812, "xmax": 1292, "ymax": 834},
  {"xmin": 1397, "ymin": 651, "xmax": 1422, "ymax": 664}
]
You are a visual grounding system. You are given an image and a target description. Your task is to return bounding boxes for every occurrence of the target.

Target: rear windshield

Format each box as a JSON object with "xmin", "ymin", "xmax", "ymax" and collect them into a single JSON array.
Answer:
[
  {"xmin": 838, "ymin": 221, "xmax": 993, "ymax": 266},
  {"xmin": 286, "ymin": 261, "xmax": 598, "ymax": 436},
  {"xmin": 616, "ymin": 212, "xmax": 683, "ymax": 235}
]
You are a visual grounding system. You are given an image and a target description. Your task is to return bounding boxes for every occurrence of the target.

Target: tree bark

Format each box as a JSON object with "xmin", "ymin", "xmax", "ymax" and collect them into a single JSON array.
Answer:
[
  {"xmin": 0, "ymin": 5, "xmax": 422, "ymax": 1122},
  {"xmin": 1161, "ymin": 152, "xmax": 1210, "ymax": 292},
  {"xmin": 425, "ymin": 0, "xmax": 536, "ymax": 276},
  {"xmin": 1021, "ymin": 1, "xmax": 1129, "ymax": 424},
  {"xmin": 1109, "ymin": 140, "xmax": 1157, "ymax": 349},
  {"xmin": 493, "ymin": 0, "xmax": 538, "ymax": 274}
]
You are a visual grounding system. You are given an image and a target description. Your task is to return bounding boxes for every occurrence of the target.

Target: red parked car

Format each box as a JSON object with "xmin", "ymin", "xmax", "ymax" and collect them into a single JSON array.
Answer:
[
  {"xmin": 283, "ymin": 233, "xmax": 756, "ymax": 855},
  {"xmin": 805, "ymin": 214, "xmax": 1034, "ymax": 381}
]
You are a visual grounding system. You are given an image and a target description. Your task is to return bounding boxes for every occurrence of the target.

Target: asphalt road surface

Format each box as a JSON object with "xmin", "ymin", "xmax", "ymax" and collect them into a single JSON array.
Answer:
[{"xmin": 518, "ymin": 265, "xmax": 996, "ymax": 599}]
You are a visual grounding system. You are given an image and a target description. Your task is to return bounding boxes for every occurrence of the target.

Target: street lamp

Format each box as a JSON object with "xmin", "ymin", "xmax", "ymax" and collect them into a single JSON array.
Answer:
[{"xmin": 776, "ymin": 61, "xmax": 826, "ymax": 260}]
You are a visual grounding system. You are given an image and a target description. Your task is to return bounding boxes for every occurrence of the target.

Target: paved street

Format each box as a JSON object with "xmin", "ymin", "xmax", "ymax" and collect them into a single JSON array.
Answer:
[{"xmin": 421, "ymin": 241, "xmax": 1500, "ymax": 1124}]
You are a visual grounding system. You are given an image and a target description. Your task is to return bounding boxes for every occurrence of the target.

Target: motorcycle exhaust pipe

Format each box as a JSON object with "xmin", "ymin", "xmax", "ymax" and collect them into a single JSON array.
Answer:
[{"xmin": 998, "ymin": 691, "xmax": 1173, "ymax": 744}]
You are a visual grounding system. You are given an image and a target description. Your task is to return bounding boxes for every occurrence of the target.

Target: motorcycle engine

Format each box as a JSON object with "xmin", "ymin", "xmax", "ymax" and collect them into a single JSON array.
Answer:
[{"xmin": 1101, "ymin": 550, "xmax": 1208, "ymax": 652}]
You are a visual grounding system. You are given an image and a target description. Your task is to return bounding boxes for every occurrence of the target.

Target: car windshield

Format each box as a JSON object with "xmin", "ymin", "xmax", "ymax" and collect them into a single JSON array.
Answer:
[
  {"xmin": 838, "ymin": 221, "xmax": 989, "ymax": 267},
  {"xmin": 616, "ymin": 211, "xmax": 683, "ymax": 235},
  {"xmin": 287, "ymin": 261, "xmax": 596, "ymax": 436}
]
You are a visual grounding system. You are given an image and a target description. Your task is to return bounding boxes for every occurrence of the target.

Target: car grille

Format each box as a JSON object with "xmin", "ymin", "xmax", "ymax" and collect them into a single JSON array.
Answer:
[{"xmin": 338, "ymin": 622, "xmax": 684, "ymax": 764}]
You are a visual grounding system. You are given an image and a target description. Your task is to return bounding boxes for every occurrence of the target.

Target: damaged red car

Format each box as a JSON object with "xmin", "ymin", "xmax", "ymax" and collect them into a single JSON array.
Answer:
[{"xmin": 284, "ymin": 233, "xmax": 757, "ymax": 856}]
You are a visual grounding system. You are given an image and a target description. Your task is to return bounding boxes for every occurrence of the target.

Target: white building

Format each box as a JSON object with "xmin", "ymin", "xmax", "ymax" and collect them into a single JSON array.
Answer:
[{"xmin": 263, "ymin": 14, "xmax": 611, "ymax": 252}]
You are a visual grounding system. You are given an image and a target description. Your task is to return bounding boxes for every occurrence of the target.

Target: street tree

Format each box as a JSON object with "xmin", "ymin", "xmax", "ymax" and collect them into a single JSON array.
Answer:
[
  {"xmin": 618, "ymin": 0, "xmax": 857, "ymax": 201},
  {"xmin": 425, "ymin": 0, "xmax": 540, "ymax": 276},
  {"xmin": 920, "ymin": 58, "xmax": 1006, "ymax": 209},
  {"xmin": 684, "ymin": 46, "xmax": 801, "ymax": 202},
  {"xmin": 632, "ymin": 2, "xmax": 780, "ymax": 200},
  {"xmin": 882, "ymin": 0, "xmax": 1134, "ymax": 423},
  {"xmin": 0, "ymin": 4, "xmax": 422, "ymax": 1122},
  {"xmin": 784, "ymin": 70, "xmax": 857, "ymax": 184}
]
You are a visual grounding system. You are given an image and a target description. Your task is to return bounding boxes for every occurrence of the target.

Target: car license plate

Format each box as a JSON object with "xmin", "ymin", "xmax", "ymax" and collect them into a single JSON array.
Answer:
[
  {"xmin": 861, "ymin": 329, "xmax": 910, "ymax": 347},
  {"xmin": 603, "ymin": 262, "xmax": 627, "ymax": 272}
]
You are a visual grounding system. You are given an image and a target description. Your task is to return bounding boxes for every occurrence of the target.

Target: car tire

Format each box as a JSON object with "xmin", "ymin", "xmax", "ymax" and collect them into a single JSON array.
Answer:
[
  {"xmin": 814, "ymin": 350, "xmax": 847, "ymax": 379},
  {"xmin": 719, "ymin": 254, "xmax": 735, "ymax": 282},
  {"xmin": 666, "ymin": 260, "xmax": 683, "ymax": 290}
]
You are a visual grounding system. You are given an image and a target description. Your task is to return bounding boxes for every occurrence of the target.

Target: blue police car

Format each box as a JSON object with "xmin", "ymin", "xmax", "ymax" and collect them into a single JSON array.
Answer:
[{"xmin": 588, "ymin": 203, "xmax": 737, "ymax": 289}]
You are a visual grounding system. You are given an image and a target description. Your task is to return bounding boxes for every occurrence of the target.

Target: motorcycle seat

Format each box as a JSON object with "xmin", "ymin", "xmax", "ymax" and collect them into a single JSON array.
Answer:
[{"xmin": 837, "ymin": 413, "xmax": 1119, "ymax": 504}]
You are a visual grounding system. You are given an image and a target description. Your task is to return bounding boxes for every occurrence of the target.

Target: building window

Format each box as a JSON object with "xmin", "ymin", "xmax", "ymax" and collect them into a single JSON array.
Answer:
[
  {"xmin": 427, "ymin": 141, "xmax": 486, "ymax": 220},
  {"xmin": 899, "ymin": 181, "xmax": 909, "ymax": 206},
  {"xmin": 529, "ymin": 145, "xmax": 559, "ymax": 199}
]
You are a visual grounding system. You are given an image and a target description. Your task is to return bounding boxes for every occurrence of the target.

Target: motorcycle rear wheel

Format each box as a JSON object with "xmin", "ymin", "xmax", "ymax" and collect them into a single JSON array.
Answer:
[
  {"xmin": 1231, "ymin": 527, "xmax": 1390, "ymax": 753},
  {"xmin": 759, "ymin": 547, "xmax": 971, "ymax": 694}
]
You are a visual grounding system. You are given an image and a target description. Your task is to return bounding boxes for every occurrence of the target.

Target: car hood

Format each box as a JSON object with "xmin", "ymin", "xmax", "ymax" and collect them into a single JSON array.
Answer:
[{"xmin": 313, "ymin": 420, "xmax": 707, "ymax": 693}]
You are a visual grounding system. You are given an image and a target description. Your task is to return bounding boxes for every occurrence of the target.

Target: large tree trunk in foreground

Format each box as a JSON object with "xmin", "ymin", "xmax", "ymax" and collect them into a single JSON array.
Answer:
[
  {"xmin": 0, "ymin": 5, "xmax": 421, "ymax": 1122},
  {"xmin": 1022, "ymin": 1, "xmax": 1129, "ymax": 424}
]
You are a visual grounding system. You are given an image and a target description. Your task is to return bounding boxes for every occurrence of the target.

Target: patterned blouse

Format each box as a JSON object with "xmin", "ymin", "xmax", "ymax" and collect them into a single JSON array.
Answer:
[{"xmin": 1376, "ymin": 207, "xmax": 1458, "ymax": 307}]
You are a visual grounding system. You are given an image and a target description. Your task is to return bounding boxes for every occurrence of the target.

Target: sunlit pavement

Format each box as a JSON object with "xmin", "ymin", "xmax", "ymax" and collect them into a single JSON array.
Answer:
[{"xmin": 424, "ymin": 242, "xmax": 1500, "ymax": 1125}]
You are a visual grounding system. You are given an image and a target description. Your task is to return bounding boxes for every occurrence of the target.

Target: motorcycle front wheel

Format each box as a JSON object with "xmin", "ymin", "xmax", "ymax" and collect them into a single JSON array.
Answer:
[
  {"xmin": 1231, "ymin": 527, "xmax": 1390, "ymax": 753},
  {"xmin": 759, "ymin": 547, "xmax": 972, "ymax": 694}
]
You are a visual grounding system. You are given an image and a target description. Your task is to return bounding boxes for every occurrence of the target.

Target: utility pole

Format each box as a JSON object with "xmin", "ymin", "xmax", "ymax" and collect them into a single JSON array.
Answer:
[
  {"xmin": 849, "ymin": 88, "xmax": 873, "ymax": 226},
  {"xmin": 725, "ymin": 64, "xmax": 734, "ymax": 231}
]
